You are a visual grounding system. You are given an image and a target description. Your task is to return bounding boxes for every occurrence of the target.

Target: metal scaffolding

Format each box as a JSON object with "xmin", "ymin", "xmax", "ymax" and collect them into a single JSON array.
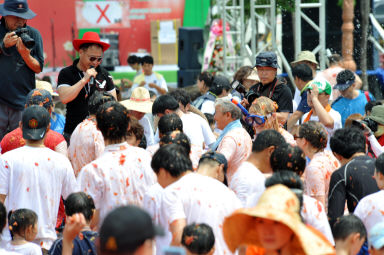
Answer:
[
  {"xmin": 294, "ymin": 0, "xmax": 326, "ymax": 70},
  {"xmin": 220, "ymin": 0, "xmax": 246, "ymax": 77},
  {"xmin": 220, "ymin": 0, "xmax": 326, "ymax": 83}
]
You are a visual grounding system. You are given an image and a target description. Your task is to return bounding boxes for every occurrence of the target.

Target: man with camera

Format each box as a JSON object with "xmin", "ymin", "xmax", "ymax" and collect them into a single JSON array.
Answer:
[
  {"xmin": 0, "ymin": 0, "xmax": 44, "ymax": 140},
  {"xmin": 248, "ymin": 51, "xmax": 293, "ymax": 124}
]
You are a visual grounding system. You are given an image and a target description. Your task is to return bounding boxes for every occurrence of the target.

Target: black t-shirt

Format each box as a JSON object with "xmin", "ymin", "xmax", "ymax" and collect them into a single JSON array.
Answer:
[
  {"xmin": 58, "ymin": 58, "xmax": 115, "ymax": 134},
  {"xmin": 250, "ymin": 78, "xmax": 293, "ymax": 113},
  {"xmin": 0, "ymin": 20, "xmax": 44, "ymax": 110},
  {"xmin": 327, "ymin": 155, "xmax": 379, "ymax": 227}
]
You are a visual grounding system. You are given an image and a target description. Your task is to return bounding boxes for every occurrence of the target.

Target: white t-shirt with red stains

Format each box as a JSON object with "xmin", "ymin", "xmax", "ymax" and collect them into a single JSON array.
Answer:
[
  {"xmin": 143, "ymin": 183, "xmax": 171, "ymax": 255},
  {"xmin": 0, "ymin": 146, "xmax": 78, "ymax": 250},
  {"xmin": 304, "ymin": 150, "xmax": 340, "ymax": 210},
  {"xmin": 229, "ymin": 161, "xmax": 265, "ymax": 207},
  {"xmin": 77, "ymin": 142, "xmax": 156, "ymax": 225},
  {"xmin": 302, "ymin": 195, "xmax": 335, "ymax": 245},
  {"xmin": 161, "ymin": 173, "xmax": 242, "ymax": 255},
  {"xmin": 68, "ymin": 118, "xmax": 105, "ymax": 176},
  {"xmin": 217, "ymin": 127, "xmax": 253, "ymax": 182},
  {"xmin": 354, "ymin": 190, "xmax": 384, "ymax": 234}
]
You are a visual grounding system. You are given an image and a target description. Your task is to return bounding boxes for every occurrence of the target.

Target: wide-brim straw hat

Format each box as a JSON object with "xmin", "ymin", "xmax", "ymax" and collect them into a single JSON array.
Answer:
[
  {"xmin": 121, "ymin": 87, "xmax": 153, "ymax": 113},
  {"xmin": 223, "ymin": 184, "xmax": 335, "ymax": 255}
]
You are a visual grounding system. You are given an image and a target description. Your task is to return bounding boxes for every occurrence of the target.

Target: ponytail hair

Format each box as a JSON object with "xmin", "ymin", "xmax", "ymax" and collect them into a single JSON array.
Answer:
[
  {"xmin": 198, "ymin": 71, "xmax": 214, "ymax": 88},
  {"xmin": 8, "ymin": 209, "xmax": 38, "ymax": 240}
]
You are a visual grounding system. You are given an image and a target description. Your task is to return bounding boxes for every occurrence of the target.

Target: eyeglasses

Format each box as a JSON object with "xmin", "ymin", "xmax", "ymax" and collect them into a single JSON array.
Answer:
[{"xmin": 245, "ymin": 113, "xmax": 271, "ymax": 126}]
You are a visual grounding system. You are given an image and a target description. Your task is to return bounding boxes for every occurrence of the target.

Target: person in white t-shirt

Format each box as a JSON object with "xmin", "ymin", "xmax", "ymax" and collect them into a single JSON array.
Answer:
[
  {"xmin": 132, "ymin": 55, "xmax": 168, "ymax": 96},
  {"xmin": 6, "ymin": 209, "xmax": 42, "ymax": 255},
  {"xmin": 267, "ymin": 144, "xmax": 335, "ymax": 245},
  {"xmin": 152, "ymin": 95, "xmax": 216, "ymax": 149},
  {"xmin": 77, "ymin": 101, "xmax": 156, "ymax": 228},
  {"xmin": 152, "ymin": 144, "xmax": 241, "ymax": 255},
  {"xmin": 213, "ymin": 99, "xmax": 252, "ymax": 182},
  {"xmin": 68, "ymin": 91, "xmax": 115, "ymax": 176},
  {"xmin": 354, "ymin": 153, "xmax": 384, "ymax": 234},
  {"xmin": 0, "ymin": 202, "xmax": 21, "ymax": 255},
  {"xmin": 0, "ymin": 106, "xmax": 78, "ymax": 251},
  {"xmin": 301, "ymin": 80, "xmax": 342, "ymax": 150},
  {"xmin": 230, "ymin": 130, "xmax": 286, "ymax": 206},
  {"xmin": 197, "ymin": 151, "xmax": 227, "ymax": 184}
]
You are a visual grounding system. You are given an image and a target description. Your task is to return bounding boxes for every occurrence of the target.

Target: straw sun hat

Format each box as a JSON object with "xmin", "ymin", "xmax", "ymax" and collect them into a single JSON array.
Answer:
[
  {"xmin": 223, "ymin": 184, "xmax": 335, "ymax": 255},
  {"xmin": 120, "ymin": 87, "xmax": 153, "ymax": 113}
]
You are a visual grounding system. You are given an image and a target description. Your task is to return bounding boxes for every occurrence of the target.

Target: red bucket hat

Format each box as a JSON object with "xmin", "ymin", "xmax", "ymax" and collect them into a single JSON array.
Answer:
[{"xmin": 72, "ymin": 32, "xmax": 110, "ymax": 52}]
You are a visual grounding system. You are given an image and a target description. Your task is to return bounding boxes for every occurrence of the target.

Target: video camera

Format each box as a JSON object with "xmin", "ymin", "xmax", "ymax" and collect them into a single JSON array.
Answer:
[
  {"xmin": 352, "ymin": 118, "xmax": 378, "ymax": 133},
  {"xmin": 15, "ymin": 28, "xmax": 35, "ymax": 49},
  {"xmin": 231, "ymin": 80, "xmax": 260, "ymax": 104}
]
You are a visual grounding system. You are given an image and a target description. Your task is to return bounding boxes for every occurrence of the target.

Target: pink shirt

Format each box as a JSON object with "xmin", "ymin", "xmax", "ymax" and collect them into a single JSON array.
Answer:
[
  {"xmin": 304, "ymin": 151, "xmax": 340, "ymax": 210},
  {"xmin": 68, "ymin": 118, "xmax": 105, "ymax": 176},
  {"xmin": 217, "ymin": 127, "xmax": 252, "ymax": 182}
]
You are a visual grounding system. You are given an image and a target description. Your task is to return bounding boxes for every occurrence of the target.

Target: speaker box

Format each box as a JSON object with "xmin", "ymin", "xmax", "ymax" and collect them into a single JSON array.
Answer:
[
  {"xmin": 178, "ymin": 27, "xmax": 203, "ymax": 69},
  {"xmin": 100, "ymin": 33, "xmax": 120, "ymax": 71},
  {"xmin": 177, "ymin": 69, "xmax": 201, "ymax": 88}
]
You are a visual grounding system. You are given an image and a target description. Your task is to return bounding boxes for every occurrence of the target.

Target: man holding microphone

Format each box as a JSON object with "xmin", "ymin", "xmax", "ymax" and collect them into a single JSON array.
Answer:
[{"xmin": 57, "ymin": 32, "xmax": 116, "ymax": 142}]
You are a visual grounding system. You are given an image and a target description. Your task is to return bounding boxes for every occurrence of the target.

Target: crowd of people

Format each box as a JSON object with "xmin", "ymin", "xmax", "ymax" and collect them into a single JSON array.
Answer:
[{"xmin": 0, "ymin": 0, "xmax": 384, "ymax": 255}]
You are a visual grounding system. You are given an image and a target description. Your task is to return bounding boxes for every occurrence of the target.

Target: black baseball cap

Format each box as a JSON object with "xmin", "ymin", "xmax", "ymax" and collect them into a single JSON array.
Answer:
[
  {"xmin": 255, "ymin": 51, "xmax": 280, "ymax": 69},
  {"xmin": 334, "ymin": 69, "xmax": 355, "ymax": 91},
  {"xmin": 22, "ymin": 105, "xmax": 50, "ymax": 140},
  {"xmin": 99, "ymin": 205, "xmax": 164, "ymax": 253},
  {"xmin": 199, "ymin": 151, "xmax": 228, "ymax": 173}
]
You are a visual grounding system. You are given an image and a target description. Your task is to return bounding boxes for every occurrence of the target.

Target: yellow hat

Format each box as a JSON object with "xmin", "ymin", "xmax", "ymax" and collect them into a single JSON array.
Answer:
[{"xmin": 223, "ymin": 184, "xmax": 335, "ymax": 255}]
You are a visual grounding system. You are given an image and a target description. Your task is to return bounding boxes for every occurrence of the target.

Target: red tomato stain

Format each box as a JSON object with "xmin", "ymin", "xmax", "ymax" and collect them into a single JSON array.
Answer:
[
  {"xmin": 35, "ymin": 162, "xmax": 38, "ymax": 166},
  {"xmin": 26, "ymin": 187, "xmax": 30, "ymax": 192},
  {"xmin": 119, "ymin": 154, "xmax": 126, "ymax": 165},
  {"xmin": 126, "ymin": 178, "xmax": 130, "ymax": 187}
]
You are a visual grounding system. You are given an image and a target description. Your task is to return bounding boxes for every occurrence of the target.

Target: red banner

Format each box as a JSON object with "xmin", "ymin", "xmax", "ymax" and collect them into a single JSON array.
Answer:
[{"xmin": 26, "ymin": 0, "xmax": 185, "ymax": 68}]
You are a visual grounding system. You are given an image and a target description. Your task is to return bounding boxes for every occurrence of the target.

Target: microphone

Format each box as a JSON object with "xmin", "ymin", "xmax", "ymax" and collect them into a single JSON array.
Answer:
[{"xmin": 89, "ymin": 65, "xmax": 95, "ymax": 85}]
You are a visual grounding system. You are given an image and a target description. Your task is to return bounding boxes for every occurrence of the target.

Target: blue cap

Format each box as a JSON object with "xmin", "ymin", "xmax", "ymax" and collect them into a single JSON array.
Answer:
[
  {"xmin": 369, "ymin": 222, "xmax": 384, "ymax": 250},
  {"xmin": 255, "ymin": 51, "xmax": 280, "ymax": 69},
  {"xmin": 199, "ymin": 151, "xmax": 228, "ymax": 173},
  {"xmin": 0, "ymin": 0, "xmax": 36, "ymax": 20},
  {"xmin": 334, "ymin": 69, "xmax": 355, "ymax": 91}
]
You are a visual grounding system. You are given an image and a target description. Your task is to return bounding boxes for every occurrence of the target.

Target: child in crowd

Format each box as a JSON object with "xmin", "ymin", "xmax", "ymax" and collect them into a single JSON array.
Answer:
[
  {"xmin": 332, "ymin": 215, "xmax": 367, "ymax": 255},
  {"xmin": 181, "ymin": 223, "xmax": 215, "ymax": 255},
  {"xmin": 126, "ymin": 117, "xmax": 146, "ymax": 149},
  {"xmin": 6, "ymin": 209, "xmax": 42, "ymax": 254},
  {"xmin": 49, "ymin": 192, "xmax": 97, "ymax": 255}
]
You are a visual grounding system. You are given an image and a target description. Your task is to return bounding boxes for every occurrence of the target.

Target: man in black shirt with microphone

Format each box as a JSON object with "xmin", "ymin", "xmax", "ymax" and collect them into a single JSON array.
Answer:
[{"xmin": 57, "ymin": 32, "xmax": 116, "ymax": 142}]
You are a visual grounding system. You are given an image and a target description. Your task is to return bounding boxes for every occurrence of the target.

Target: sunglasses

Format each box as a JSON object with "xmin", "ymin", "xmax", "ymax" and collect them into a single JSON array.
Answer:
[
  {"xmin": 245, "ymin": 113, "xmax": 271, "ymax": 126},
  {"xmin": 89, "ymin": 56, "xmax": 103, "ymax": 62}
]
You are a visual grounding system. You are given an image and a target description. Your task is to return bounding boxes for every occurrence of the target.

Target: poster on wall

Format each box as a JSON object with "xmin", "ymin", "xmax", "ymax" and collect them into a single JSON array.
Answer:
[{"xmin": 76, "ymin": 1, "xmax": 130, "ymax": 28}]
